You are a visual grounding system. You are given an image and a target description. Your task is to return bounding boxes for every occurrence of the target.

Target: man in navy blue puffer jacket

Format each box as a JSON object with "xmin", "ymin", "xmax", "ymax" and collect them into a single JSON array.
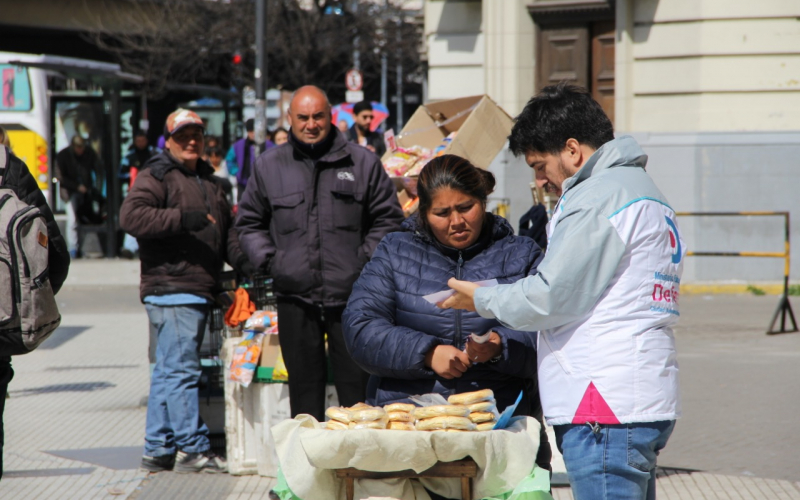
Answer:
[{"xmin": 343, "ymin": 212, "xmax": 543, "ymax": 414}]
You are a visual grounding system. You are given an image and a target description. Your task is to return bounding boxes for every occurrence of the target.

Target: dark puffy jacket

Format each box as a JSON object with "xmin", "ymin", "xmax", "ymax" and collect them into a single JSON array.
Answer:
[
  {"xmin": 236, "ymin": 130, "xmax": 403, "ymax": 307},
  {"xmin": 342, "ymin": 213, "xmax": 544, "ymax": 413},
  {"xmin": 347, "ymin": 125, "xmax": 386, "ymax": 158},
  {"xmin": 0, "ymin": 147, "xmax": 70, "ymax": 294},
  {"xmin": 120, "ymin": 152, "xmax": 246, "ymax": 302}
]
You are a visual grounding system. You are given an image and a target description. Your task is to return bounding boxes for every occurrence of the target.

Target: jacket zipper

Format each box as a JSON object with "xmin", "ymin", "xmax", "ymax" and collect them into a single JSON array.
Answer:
[
  {"xmin": 455, "ymin": 251, "xmax": 463, "ymax": 349},
  {"xmin": 313, "ymin": 161, "xmax": 325, "ymax": 305}
]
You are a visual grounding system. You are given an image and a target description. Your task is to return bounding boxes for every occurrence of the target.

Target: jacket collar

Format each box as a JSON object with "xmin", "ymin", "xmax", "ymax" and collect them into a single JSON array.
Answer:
[
  {"xmin": 562, "ymin": 135, "xmax": 648, "ymax": 193},
  {"xmin": 402, "ymin": 212, "xmax": 514, "ymax": 261},
  {"xmin": 147, "ymin": 151, "xmax": 215, "ymax": 181},
  {"xmin": 289, "ymin": 128, "xmax": 350, "ymax": 164}
]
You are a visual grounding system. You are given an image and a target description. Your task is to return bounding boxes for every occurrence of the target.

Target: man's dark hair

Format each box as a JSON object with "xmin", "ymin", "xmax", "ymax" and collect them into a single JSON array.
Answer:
[
  {"xmin": 509, "ymin": 82, "xmax": 614, "ymax": 156},
  {"xmin": 245, "ymin": 118, "xmax": 255, "ymax": 132},
  {"xmin": 353, "ymin": 100, "xmax": 373, "ymax": 115},
  {"xmin": 134, "ymin": 130, "xmax": 147, "ymax": 139}
]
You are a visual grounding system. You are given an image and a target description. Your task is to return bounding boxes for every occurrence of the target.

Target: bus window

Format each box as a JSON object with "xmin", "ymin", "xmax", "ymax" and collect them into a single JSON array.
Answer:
[{"xmin": 1, "ymin": 64, "xmax": 32, "ymax": 112}]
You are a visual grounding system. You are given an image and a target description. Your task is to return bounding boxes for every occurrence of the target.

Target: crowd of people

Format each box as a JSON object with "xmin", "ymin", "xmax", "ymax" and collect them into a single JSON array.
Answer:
[{"xmin": 1, "ymin": 83, "xmax": 683, "ymax": 500}]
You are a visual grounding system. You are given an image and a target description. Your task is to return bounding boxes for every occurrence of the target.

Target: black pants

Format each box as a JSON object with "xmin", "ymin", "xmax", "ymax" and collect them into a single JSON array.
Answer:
[
  {"xmin": 276, "ymin": 298, "xmax": 369, "ymax": 421},
  {"xmin": 0, "ymin": 356, "xmax": 13, "ymax": 481}
]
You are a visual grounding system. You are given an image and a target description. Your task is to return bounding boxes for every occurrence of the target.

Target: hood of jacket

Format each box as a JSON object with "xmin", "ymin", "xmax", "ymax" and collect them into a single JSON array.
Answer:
[{"xmin": 562, "ymin": 135, "xmax": 648, "ymax": 193}]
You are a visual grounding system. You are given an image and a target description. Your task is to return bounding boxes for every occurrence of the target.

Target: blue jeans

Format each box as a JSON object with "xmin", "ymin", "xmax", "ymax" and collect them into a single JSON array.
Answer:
[
  {"xmin": 554, "ymin": 420, "xmax": 675, "ymax": 500},
  {"xmin": 144, "ymin": 304, "xmax": 211, "ymax": 457}
]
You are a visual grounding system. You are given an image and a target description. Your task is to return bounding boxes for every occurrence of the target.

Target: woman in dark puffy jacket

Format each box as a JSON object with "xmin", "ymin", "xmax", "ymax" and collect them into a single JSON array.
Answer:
[{"xmin": 342, "ymin": 154, "xmax": 545, "ymax": 418}]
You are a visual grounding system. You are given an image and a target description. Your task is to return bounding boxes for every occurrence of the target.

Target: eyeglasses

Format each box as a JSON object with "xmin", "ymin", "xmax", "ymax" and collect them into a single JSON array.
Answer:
[{"xmin": 172, "ymin": 130, "xmax": 204, "ymax": 143}]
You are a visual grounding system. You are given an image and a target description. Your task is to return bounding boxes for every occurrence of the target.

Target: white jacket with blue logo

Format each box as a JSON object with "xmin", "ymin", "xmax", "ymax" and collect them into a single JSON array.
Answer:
[{"xmin": 474, "ymin": 135, "xmax": 685, "ymax": 426}]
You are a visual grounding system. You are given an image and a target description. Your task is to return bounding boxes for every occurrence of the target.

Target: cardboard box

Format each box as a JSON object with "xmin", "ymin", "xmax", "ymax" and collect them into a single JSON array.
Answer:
[
  {"xmin": 258, "ymin": 334, "xmax": 281, "ymax": 368},
  {"xmin": 390, "ymin": 95, "xmax": 514, "ymax": 170}
]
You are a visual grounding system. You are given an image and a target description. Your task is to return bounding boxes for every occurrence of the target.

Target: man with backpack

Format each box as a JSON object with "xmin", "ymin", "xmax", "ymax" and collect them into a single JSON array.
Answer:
[{"xmin": 0, "ymin": 145, "xmax": 71, "ymax": 480}]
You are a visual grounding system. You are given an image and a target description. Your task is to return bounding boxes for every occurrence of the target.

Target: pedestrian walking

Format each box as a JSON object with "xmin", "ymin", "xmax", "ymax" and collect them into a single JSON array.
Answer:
[
  {"xmin": 236, "ymin": 85, "xmax": 403, "ymax": 421},
  {"xmin": 0, "ymin": 145, "xmax": 70, "ymax": 480},
  {"xmin": 346, "ymin": 100, "xmax": 386, "ymax": 157},
  {"xmin": 55, "ymin": 135, "xmax": 105, "ymax": 258},
  {"xmin": 226, "ymin": 119, "xmax": 274, "ymax": 201},
  {"xmin": 441, "ymin": 82, "xmax": 685, "ymax": 500},
  {"xmin": 120, "ymin": 108, "xmax": 254, "ymax": 474}
]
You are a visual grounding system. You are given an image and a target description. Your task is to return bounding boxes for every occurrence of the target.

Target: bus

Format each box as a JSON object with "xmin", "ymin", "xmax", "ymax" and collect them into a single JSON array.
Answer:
[{"xmin": 0, "ymin": 52, "xmax": 50, "ymax": 198}]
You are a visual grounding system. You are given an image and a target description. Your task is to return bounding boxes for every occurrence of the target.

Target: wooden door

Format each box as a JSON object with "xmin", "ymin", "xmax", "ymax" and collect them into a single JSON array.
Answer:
[
  {"xmin": 537, "ymin": 26, "xmax": 589, "ymax": 90},
  {"xmin": 591, "ymin": 20, "xmax": 615, "ymax": 123}
]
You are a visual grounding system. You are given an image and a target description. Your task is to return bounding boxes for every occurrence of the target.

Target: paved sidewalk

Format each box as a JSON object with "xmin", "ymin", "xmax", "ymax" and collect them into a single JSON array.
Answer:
[{"xmin": 0, "ymin": 260, "xmax": 798, "ymax": 499}]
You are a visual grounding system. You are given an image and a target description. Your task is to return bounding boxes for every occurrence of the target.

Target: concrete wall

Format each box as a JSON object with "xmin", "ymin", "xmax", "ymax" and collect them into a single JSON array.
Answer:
[
  {"xmin": 425, "ymin": 0, "xmax": 485, "ymax": 100},
  {"xmin": 633, "ymin": 131, "xmax": 800, "ymax": 283}
]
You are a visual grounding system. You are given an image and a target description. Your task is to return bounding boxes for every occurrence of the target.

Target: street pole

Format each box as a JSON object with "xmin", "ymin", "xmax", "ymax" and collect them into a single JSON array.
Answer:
[
  {"xmin": 381, "ymin": 52, "xmax": 387, "ymax": 109},
  {"xmin": 395, "ymin": 17, "xmax": 403, "ymax": 130},
  {"xmin": 254, "ymin": 0, "xmax": 268, "ymax": 149}
]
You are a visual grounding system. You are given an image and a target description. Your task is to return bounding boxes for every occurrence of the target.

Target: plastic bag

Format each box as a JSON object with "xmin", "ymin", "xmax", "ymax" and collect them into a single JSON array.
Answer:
[
  {"xmin": 408, "ymin": 393, "xmax": 449, "ymax": 407},
  {"xmin": 244, "ymin": 310, "xmax": 278, "ymax": 332},
  {"xmin": 228, "ymin": 331, "xmax": 265, "ymax": 387},
  {"xmin": 483, "ymin": 466, "xmax": 554, "ymax": 500}
]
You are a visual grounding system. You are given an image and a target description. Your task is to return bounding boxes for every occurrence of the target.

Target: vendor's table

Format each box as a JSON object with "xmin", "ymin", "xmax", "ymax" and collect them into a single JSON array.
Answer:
[{"xmin": 335, "ymin": 458, "xmax": 477, "ymax": 500}]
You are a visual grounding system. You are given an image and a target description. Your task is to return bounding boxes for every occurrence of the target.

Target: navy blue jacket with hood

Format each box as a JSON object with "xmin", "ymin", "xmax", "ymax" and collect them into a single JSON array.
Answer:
[{"xmin": 342, "ymin": 213, "xmax": 544, "ymax": 413}]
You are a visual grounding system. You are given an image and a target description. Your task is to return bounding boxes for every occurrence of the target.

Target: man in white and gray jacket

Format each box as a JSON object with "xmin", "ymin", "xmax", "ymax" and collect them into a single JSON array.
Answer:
[{"xmin": 441, "ymin": 82, "xmax": 685, "ymax": 500}]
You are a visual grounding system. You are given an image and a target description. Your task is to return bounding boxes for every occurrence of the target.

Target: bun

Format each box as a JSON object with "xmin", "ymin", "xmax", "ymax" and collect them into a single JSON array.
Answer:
[
  {"xmin": 467, "ymin": 400, "xmax": 496, "ymax": 413},
  {"xmin": 384, "ymin": 403, "xmax": 416, "ymax": 413},
  {"xmin": 387, "ymin": 411, "xmax": 415, "ymax": 423},
  {"xmin": 352, "ymin": 420, "xmax": 388, "ymax": 430},
  {"xmin": 325, "ymin": 407, "xmax": 351, "ymax": 423},
  {"xmin": 416, "ymin": 416, "xmax": 476, "ymax": 431},
  {"xmin": 349, "ymin": 407, "xmax": 387, "ymax": 422},
  {"xmin": 447, "ymin": 389, "xmax": 494, "ymax": 406},
  {"xmin": 412, "ymin": 405, "xmax": 470, "ymax": 420},
  {"xmin": 387, "ymin": 421, "xmax": 415, "ymax": 431},
  {"xmin": 476, "ymin": 421, "xmax": 496, "ymax": 431},
  {"xmin": 480, "ymin": 169, "xmax": 496, "ymax": 196},
  {"xmin": 468, "ymin": 411, "xmax": 497, "ymax": 424}
]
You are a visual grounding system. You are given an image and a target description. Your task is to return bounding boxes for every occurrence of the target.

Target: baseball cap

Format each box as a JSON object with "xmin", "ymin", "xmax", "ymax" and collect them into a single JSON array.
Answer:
[{"xmin": 164, "ymin": 108, "xmax": 205, "ymax": 137}]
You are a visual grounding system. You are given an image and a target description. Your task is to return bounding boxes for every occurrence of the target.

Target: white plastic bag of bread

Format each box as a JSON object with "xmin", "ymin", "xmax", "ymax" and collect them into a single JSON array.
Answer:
[
  {"xmin": 447, "ymin": 388, "xmax": 494, "ymax": 406},
  {"xmin": 415, "ymin": 415, "xmax": 476, "ymax": 431},
  {"xmin": 411, "ymin": 404, "xmax": 470, "ymax": 420}
]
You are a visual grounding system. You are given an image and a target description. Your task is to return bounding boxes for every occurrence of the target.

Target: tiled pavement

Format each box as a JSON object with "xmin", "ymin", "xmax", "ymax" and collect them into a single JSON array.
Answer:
[{"xmin": 0, "ymin": 260, "xmax": 798, "ymax": 499}]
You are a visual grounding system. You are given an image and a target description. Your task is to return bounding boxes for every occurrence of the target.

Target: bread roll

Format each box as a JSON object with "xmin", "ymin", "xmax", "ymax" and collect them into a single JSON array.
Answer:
[
  {"xmin": 325, "ymin": 406, "xmax": 352, "ymax": 423},
  {"xmin": 468, "ymin": 411, "xmax": 497, "ymax": 423},
  {"xmin": 415, "ymin": 416, "xmax": 476, "ymax": 431},
  {"xmin": 325, "ymin": 420, "xmax": 348, "ymax": 431},
  {"xmin": 349, "ymin": 402, "xmax": 371, "ymax": 410},
  {"xmin": 352, "ymin": 419, "xmax": 388, "ymax": 430},
  {"xmin": 387, "ymin": 411, "xmax": 414, "ymax": 423},
  {"xmin": 447, "ymin": 389, "xmax": 494, "ymax": 406},
  {"xmin": 412, "ymin": 405, "xmax": 470, "ymax": 420},
  {"xmin": 349, "ymin": 406, "xmax": 387, "ymax": 422},
  {"xmin": 475, "ymin": 421, "xmax": 496, "ymax": 431},
  {"xmin": 384, "ymin": 403, "xmax": 416, "ymax": 413},
  {"xmin": 467, "ymin": 400, "xmax": 496, "ymax": 413},
  {"xmin": 387, "ymin": 421, "xmax": 415, "ymax": 431}
]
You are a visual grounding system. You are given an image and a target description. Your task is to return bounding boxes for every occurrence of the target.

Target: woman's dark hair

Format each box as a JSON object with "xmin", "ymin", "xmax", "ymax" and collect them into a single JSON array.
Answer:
[
  {"xmin": 417, "ymin": 154, "xmax": 495, "ymax": 228},
  {"xmin": 509, "ymin": 82, "xmax": 614, "ymax": 156},
  {"xmin": 270, "ymin": 127, "xmax": 288, "ymax": 141},
  {"xmin": 206, "ymin": 146, "xmax": 222, "ymax": 157}
]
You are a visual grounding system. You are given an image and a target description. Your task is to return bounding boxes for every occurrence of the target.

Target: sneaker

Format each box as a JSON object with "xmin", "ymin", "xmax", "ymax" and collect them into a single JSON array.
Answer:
[
  {"xmin": 174, "ymin": 450, "xmax": 228, "ymax": 474},
  {"xmin": 140, "ymin": 454, "xmax": 175, "ymax": 472}
]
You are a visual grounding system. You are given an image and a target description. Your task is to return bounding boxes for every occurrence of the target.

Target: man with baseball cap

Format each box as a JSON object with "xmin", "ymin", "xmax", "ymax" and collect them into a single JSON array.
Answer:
[{"xmin": 121, "ymin": 108, "xmax": 254, "ymax": 473}]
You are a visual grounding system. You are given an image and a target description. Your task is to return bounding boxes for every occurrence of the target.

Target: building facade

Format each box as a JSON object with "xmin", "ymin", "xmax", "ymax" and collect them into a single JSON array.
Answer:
[{"xmin": 425, "ymin": 0, "xmax": 800, "ymax": 285}]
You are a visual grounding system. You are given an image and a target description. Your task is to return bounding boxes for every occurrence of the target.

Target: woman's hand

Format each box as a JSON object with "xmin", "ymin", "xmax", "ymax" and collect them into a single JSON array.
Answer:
[
  {"xmin": 465, "ymin": 331, "xmax": 503, "ymax": 364},
  {"xmin": 424, "ymin": 345, "xmax": 472, "ymax": 379}
]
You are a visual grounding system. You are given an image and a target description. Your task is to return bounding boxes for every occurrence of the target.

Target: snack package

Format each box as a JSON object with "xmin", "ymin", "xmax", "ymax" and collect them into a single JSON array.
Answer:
[
  {"xmin": 384, "ymin": 403, "xmax": 416, "ymax": 413},
  {"xmin": 412, "ymin": 404, "xmax": 470, "ymax": 420},
  {"xmin": 468, "ymin": 411, "xmax": 499, "ymax": 424},
  {"xmin": 416, "ymin": 416, "xmax": 476, "ymax": 431},
  {"xmin": 228, "ymin": 331, "xmax": 265, "ymax": 387},
  {"xmin": 244, "ymin": 310, "xmax": 278, "ymax": 332},
  {"xmin": 272, "ymin": 350, "xmax": 289, "ymax": 381},
  {"xmin": 325, "ymin": 406, "xmax": 352, "ymax": 424},
  {"xmin": 326, "ymin": 420, "xmax": 349, "ymax": 431},
  {"xmin": 387, "ymin": 421, "xmax": 415, "ymax": 431},
  {"xmin": 387, "ymin": 411, "xmax": 415, "ymax": 423},
  {"xmin": 467, "ymin": 400, "xmax": 497, "ymax": 413},
  {"xmin": 352, "ymin": 416, "xmax": 389, "ymax": 430},
  {"xmin": 475, "ymin": 421, "xmax": 497, "ymax": 431},
  {"xmin": 448, "ymin": 389, "xmax": 494, "ymax": 406},
  {"xmin": 349, "ymin": 406, "xmax": 387, "ymax": 422}
]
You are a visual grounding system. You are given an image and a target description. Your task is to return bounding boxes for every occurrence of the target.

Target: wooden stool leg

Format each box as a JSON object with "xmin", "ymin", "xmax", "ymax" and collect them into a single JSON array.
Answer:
[
  {"xmin": 346, "ymin": 477, "xmax": 355, "ymax": 500},
  {"xmin": 461, "ymin": 476, "xmax": 471, "ymax": 500}
]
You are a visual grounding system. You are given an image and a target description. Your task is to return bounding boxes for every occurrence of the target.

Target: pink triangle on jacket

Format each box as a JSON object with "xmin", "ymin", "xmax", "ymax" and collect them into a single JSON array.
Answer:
[{"xmin": 571, "ymin": 381, "xmax": 621, "ymax": 424}]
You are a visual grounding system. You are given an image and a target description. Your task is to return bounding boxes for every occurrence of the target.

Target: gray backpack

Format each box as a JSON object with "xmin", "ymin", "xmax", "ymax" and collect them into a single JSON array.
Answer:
[{"xmin": 0, "ymin": 147, "xmax": 61, "ymax": 355}]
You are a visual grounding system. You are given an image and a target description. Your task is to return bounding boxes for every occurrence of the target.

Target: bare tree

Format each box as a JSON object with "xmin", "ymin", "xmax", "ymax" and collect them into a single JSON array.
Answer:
[{"xmin": 83, "ymin": 0, "xmax": 423, "ymax": 102}]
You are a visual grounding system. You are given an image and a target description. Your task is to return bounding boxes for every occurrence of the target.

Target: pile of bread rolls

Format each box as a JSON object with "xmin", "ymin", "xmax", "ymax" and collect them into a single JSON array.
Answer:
[{"xmin": 323, "ymin": 389, "xmax": 499, "ymax": 432}]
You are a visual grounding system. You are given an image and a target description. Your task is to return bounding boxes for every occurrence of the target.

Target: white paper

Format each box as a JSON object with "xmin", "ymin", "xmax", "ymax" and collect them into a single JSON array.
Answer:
[{"xmin": 422, "ymin": 279, "xmax": 499, "ymax": 305}]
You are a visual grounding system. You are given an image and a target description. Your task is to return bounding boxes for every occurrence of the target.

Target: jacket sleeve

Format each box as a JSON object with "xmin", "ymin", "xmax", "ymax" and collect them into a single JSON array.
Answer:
[
  {"xmin": 485, "ymin": 242, "xmax": 544, "ymax": 379},
  {"xmin": 216, "ymin": 182, "xmax": 249, "ymax": 271},
  {"xmin": 3, "ymin": 149, "xmax": 71, "ymax": 294},
  {"xmin": 55, "ymin": 150, "xmax": 79, "ymax": 194},
  {"xmin": 474, "ymin": 205, "xmax": 626, "ymax": 333},
  {"xmin": 119, "ymin": 170, "xmax": 182, "ymax": 238},
  {"xmin": 342, "ymin": 239, "xmax": 441, "ymax": 379},
  {"xmin": 234, "ymin": 158, "xmax": 275, "ymax": 270},
  {"xmin": 361, "ymin": 158, "xmax": 403, "ymax": 258}
]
